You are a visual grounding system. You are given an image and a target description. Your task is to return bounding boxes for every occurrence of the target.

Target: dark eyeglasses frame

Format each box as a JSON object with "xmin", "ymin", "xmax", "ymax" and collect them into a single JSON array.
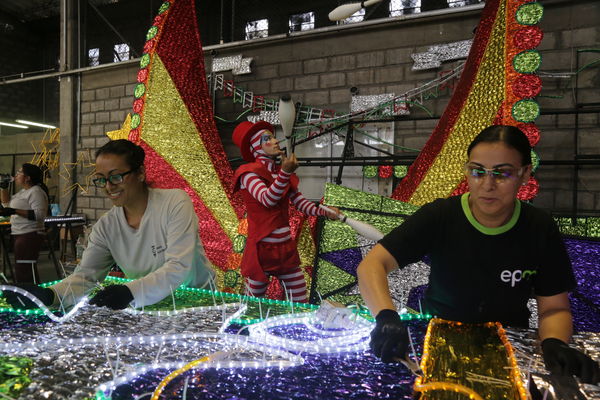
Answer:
[{"xmin": 92, "ymin": 170, "xmax": 135, "ymax": 188}]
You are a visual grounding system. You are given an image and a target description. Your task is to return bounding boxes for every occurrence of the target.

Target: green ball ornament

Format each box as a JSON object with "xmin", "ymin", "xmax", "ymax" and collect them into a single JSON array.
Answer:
[
  {"xmin": 513, "ymin": 50, "xmax": 541, "ymax": 74},
  {"xmin": 140, "ymin": 53, "xmax": 151, "ymax": 69},
  {"xmin": 130, "ymin": 114, "xmax": 141, "ymax": 129},
  {"xmin": 531, "ymin": 150, "xmax": 539, "ymax": 172},
  {"xmin": 394, "ymin": 165, "xmax": 408, "ymax": 178},
  {"xmin": 158, "ymin": 2, "xmax": 171, "ymax": 14},
  {"xmin": 224, "ymin": 270, "xmax": 240, "ymax": 288},
  {"xmin": 512, "ymin": 99, "xmax": 540, "ymax": 123},
  {"xmin": 516, "ymin": 2, "xmax": 544, "ymax": 25},
  {"xmin": 146, "ymin": 26, "xmax": 159, "ymax": 41},
  {"xmin": 233, "ymin": 234, "xmax": 247, "ymax": 253},
  {"xmin": 363, "ymin": 165, "xmax": 377, "ymax": 179}
]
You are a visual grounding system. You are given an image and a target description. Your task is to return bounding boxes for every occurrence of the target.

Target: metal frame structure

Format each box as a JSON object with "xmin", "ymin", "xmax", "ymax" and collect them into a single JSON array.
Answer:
[{"xmin": 284, "ymin": 105, "xmax": 600, "ymax": 217}]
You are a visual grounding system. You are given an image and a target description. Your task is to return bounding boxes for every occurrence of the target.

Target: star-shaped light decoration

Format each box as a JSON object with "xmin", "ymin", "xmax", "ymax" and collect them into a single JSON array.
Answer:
[
  {"xmin": 58, "ymin": 149, "xmax": 96, "ymax": 196},
  {"xmin": 106, "ymin": 113, "xmax": 131, "ymax": 141},
  {"xmin": 30, "ymin": 127, "xmax": 60, "ymax": 175}
]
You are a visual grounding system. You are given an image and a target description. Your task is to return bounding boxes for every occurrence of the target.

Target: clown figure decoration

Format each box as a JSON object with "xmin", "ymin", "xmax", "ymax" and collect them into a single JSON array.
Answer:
[{"xmin": 232, "ymin": 121, "xmax": 339, "ymax": 302}]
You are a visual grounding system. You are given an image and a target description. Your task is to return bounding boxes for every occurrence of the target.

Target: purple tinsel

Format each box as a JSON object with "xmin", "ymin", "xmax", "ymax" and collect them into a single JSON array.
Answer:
[
  {"xmin": 108, "ymin": 321, "xmax": 429, "ymax": 400},
  {"xmin": 564, "ymin": 239, "xmax": 600, "ymax": 332},
  {"xmin": 321, "ymin": 248, "xmax": 363, "ymax": 277}
]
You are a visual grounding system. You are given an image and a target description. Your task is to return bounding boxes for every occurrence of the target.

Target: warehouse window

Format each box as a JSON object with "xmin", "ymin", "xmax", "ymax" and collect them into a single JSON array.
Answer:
[
  {"xmin": 289, "ymin": 12, "xmax": 315, "ymax": 33},
  {"xmin": 113, "ymin": 43, "xmax": 130, "ymax": 62},
  {"xmin": 88, "ymin": 48, "xmax": 100, "ymax": 66},
  {"xmin": 390, "ymin": 0, "xmax": 421, "ymax": 16},
  {"xmin": 245, "ymin": 19, "xmax": 269, "ymax": 40}
]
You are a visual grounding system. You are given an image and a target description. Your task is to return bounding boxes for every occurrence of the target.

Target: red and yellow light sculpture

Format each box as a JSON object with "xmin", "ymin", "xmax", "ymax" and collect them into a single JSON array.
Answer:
[
  {"xmin": 392, "ymin": 0, "xmax": 544, "ymax": 205},
  {"xmin": 124, "ymin": 0, "xmax": 316, "ymax": 296}
]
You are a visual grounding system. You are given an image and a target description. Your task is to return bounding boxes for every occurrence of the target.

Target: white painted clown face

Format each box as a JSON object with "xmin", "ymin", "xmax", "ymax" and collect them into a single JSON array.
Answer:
[{"xmin": 260, "ymin": 131, "xmax": 283, "ymax": 157}]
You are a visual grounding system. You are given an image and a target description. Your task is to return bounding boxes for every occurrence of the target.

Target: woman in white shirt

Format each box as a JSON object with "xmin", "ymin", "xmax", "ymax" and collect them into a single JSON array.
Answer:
[
  {"xmin": 0, "ymin": 163, "xmax": 49, "ymax": 283},
  {"xmin": 3, "ymin": 139, "xmax": 214, "ymax": 310}
]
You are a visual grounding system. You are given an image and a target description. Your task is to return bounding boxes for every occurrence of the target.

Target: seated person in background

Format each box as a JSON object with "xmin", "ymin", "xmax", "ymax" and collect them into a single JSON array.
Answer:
[
  {"xmin": 0, "ymin": 163, "xmax": 49, "ymax": 283},
  {"xmin": 357, "ymin": 125, "xmax": 600, "ymax": 384},
  {"xmin": 3, "ymin": 139, "xmax": 214, "ymax": 310}
]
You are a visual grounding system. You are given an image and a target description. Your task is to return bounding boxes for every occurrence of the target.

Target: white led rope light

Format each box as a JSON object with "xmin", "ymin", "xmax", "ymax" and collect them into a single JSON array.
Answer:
[
  {"xmin": 218, "ymin": 303, "xmax": 248, "ymax": 333},
  {"xmin": 122, "ymin": 302, "xmax": 241, "ymax": 317},
  {"xmin": 89, "ymin": 332, "xmax": 305, "ymax": 395},
  {"xmin": 0, "ymin": 285, "xmax": 88, "ymax": 323},
  {"xmin": 247, "ymin": 312, "xmax": 373, "ymax": 355}
]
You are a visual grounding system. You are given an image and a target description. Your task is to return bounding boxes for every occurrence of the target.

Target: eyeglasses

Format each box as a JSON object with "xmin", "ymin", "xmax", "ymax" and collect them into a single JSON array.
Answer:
[
  {"xmin": 465, "ymin": 164, "xmax": 524, "ymax": 184},
  {"xmin": 92, "ymin": 170, "xmax": 135, "ymax": 188}
]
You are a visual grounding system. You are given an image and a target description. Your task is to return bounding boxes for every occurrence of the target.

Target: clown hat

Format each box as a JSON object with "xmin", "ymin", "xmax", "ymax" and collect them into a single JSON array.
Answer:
[{"xmin": 232, "ymin": 120, "xmax": 274, "ymax": 162}]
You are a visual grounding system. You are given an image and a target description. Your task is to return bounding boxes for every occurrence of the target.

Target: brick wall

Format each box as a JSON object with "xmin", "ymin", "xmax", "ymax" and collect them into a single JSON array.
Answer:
[
  {"xmin": 75, "ymin": 0, "xmax": 600, "ymax": 221},
  {"xmin": 76, "ymin": 64, "xmax": 138, "ymax": 221}
]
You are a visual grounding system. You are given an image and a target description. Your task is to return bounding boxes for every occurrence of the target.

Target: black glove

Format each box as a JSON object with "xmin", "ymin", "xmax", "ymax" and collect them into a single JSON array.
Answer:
[
  {"xmin": 0, "ymin": 207, "xmax": 16, "ymax": 217},
  {"xmin": 2, "ymin": 284, "xmax": 54, "ymax": 309},
  {"xmin": 370, "ymin": 309, "xmax": 409, "ymax": 363},
  {"xmin": 542, "ymin": 338, "xmax": 600, "ymax": 384},
  {"xmin": 89, "ymin": 284, "xmax": 134, "ymax": 310}
]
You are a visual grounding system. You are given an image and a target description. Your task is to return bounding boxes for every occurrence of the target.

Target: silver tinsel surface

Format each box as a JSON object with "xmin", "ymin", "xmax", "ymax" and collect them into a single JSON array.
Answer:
[
  {"xmin": 211, "ymin": 54, "xmax": 253, "ymax": 75},
  {"xmin": 411, "ymin": 39, "xmax": 473, "ymax": 70},
  {"xmin": 506, "ymin": 328, "xmax": 600, "ymax": 399},
  {"xmin": 0, "ymin": 304, "xmax": 304, "ymax": 399},
  {"xmin": 387, "ymin": 261, "xmax": 431, "ymax": 311},
  {"xmin": 350, "ymin": 94, "xmax": 408, "ymax": 115},
  {"xmin": 0, "ymin": 304, "xmax": 239, "ymax": 345},
  {"xmin": 4, "ymin": 333, "xmax": 300, "ymax": 399},
  {"xmin": 247, "ymin": 111, "xmax": 280, "ymax": 125}
]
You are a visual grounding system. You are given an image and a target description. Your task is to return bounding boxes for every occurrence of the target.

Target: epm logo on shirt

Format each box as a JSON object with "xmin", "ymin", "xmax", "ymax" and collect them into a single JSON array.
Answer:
[{"xmin": 500, "ymin": 268, "xmax": 537, "ymax": 287}]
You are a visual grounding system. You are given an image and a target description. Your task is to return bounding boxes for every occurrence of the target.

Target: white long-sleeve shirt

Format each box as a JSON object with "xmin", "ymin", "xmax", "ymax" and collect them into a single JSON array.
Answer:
[
  {"xmin": 51, "ymin": 188, "xmax": 214, "ymax": 308},
  {"xmin": 3, "ymin": 185, "xmax": 48, "ymax": 235}
]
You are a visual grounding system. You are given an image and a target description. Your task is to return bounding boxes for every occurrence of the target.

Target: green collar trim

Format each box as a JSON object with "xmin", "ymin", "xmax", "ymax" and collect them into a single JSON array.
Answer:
[{"xmin": 461, "ymin": 193, "xmax": 520, "ymax": 235}]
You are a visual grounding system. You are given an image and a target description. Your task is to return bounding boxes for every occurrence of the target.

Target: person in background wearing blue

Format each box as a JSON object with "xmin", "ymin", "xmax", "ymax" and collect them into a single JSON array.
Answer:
[
  {"xmin": 2, "ymin": 139, "xmax": 214, "ymax": 310},
  {"xmin": 358, "ymin": 125, "xmax": 600, "ymax": 384},
  {"xmin": 0, "ymin": 163, "xmax": 49, "ymax": 283}
]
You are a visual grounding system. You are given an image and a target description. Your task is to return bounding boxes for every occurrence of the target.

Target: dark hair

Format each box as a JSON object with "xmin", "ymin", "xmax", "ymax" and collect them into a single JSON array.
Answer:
[
  {"xmin": 21, "ymin": 163, "xmax": 49, "ymax": 198},
  {"xmin": 95, "ymin": 139, "xmax": 145, "ymax": 170},
  {"xmin": 467, "ymin": 125, "xmax": 532, "ymax": 166}
]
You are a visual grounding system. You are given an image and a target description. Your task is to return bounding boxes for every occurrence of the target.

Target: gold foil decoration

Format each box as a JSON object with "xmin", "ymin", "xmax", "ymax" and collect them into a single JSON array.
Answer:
[
  {"xmin": 106, "ymin": 114, "xmax": 132, "ymax": 141},
  {"xmin": 415, "ymin": 318, "xmax": 528, "ymax": 400},
  {"xmin": 296, "ymin": 220, "xmax": 316, "ymax": 292},
  {"xmin": 142, "ymin": 55, "xmax": 239, "ymax": 240}
]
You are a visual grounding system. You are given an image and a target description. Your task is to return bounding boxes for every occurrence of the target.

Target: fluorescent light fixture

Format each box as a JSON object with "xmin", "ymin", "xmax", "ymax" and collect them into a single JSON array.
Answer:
[
  {"xmin": 15, "ymin": 119, "xmax": 57, "ymax": 129},
  {"xmin": 0, "ymin": 121, "xmax": 28, "ymax": 129}
]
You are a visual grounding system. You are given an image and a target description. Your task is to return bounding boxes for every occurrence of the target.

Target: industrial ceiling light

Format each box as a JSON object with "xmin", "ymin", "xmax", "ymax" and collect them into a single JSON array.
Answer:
[
  {"xmin": 15, "ymin": 119, "xmax": 57, "ymax": 129},
  {"xmin": 328, "ymin": 0, "xmax": 384, "ymax": 21},
  {"xmin": 0, "ymin": 122, "xmax": 28, "ymax": 129}
]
